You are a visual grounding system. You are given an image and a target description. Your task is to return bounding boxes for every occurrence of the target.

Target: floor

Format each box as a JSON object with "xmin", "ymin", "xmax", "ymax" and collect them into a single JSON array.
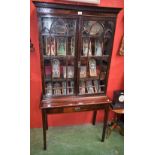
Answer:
[{"xmin": 30, "ymin": 123, "xmax": 124, "ymax": 155}]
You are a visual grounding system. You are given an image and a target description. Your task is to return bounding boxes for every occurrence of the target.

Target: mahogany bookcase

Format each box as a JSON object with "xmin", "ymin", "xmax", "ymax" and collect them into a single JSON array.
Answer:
[{"xmin": 33, "ymin": 1, "xmax": 121, "ymax": 150}]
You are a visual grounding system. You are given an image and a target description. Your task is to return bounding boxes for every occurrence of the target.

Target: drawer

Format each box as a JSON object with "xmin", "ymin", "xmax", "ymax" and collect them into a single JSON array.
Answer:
[
  {"xmin": 46, "ymin": 104, "xmax": 105, "ymax": 114},
  {"xmin": 63, "ymin": 104, "xmax": 104, "ymax": 113}
]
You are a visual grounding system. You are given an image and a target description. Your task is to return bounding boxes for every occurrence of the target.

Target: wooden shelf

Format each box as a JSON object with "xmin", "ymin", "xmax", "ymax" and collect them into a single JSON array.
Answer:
[
  {"xmin": 82, "ymin": 35, "xmax": 103, "ymax": 38},
  {"xmin": 45, "ymin": 77, "xmax": 105, "ymax": 82},
  {"xmin": 79, "ymin": 91, "xmax": 105, "ymax": 96},
  {"xmin": 80, "ymin": 75, "xmax": 106, "ymax": 80},
  {"xmin": 79, "ymin": 84, "xmax": 105, "ymax": 88},
  {"xmin": 81, "ymin": 55, "xmax": 109, "ymax": 61},
  {"xmin": 45, "ymin": 77, "xmax": 74, "ymax": 82},
  {"xmin": 43, "ymin": 94, "xmax": 74, "ymax": 99},
  {"xmin": 43, "ymin": 55, "xmax": 75, "ymax": 60},
  {"xmin": 41, "ymin": 33, "xmax": 75, "ymax": 37}
]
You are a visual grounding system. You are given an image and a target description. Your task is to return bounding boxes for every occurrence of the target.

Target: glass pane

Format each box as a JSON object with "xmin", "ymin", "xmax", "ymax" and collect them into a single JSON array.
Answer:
[
  {"xmin": 78, "ymin": 20, "xmax": 108, "ymax": 95},
  {"xmin": 41, "ymin": 18, "xmax": 76, "ymax": 35},
  {"xmin": 82, "ymin": 21, "xmax": 104, "ymax": 36},
  {"xmin": 42, "ymin": 36, "xmax": 76, "ymax": 57},
  {"xmin": 42, "ymin": 36, "xmax": 56, "ymax": 56},
  {"xmin": 42, "ymin": 18, "xmax": 53, "ymax": 33},
  {"xmin": 51, "ymin": 19, "xmax": 68, "ymax": 35},
  {"xmin": 57, "ymin": 37, "xmax": 67, "ymax": 56},
  {"xmin": 41, "ymin": 17, "xmax": 76, "ymax": 97}
]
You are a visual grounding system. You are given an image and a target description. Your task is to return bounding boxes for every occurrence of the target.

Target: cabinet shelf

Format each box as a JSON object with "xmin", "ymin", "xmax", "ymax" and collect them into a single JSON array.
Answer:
[
  {"xmin": 41, "ymin": 33, "xmax": 75, "ymax": 38},
  {"xmin": 43, "ymin": 94, "xmax": 74, "ymax": 99},
  {"xmin": 80, "ymin": 77, "xmax": 105, "ymax": 81},
  {"xmin": 79, "ymin": 91, "xmax": 105, "ymax": 96},
  {"xmin": 43, "ymin": 55, "xmax": 75, "ymax": 60},
  {"xmin": 45, "ymin": 77, "xmax": 74, "ymax": 82},
  {"xmin": 81, "ymin": 55, "xmax": 109, "ymax": 61},
  {"xmin": 82, "ymin": 35, "xmax": 104, "ymax": 38}
]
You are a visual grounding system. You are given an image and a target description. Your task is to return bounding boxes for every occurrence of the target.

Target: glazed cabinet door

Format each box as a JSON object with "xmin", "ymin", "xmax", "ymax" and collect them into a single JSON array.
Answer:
[
  {"xmin": 77, "ymin": 17, "xmax": 116, "ymax": 96},
  {"xmin": 39, "ymin": 16, "xmax": 78, "ymax": 98}
]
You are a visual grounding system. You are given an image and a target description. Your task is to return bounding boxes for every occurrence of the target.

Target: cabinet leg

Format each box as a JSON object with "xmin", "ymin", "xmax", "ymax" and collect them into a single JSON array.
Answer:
[
  {"xmin": 45, "ymin": 114, "xmax": 48, "ymax": 130},
  {"xmin": 42, "ymin": 110, "xmax": 47, "ymax": 150},
  {"xmin": 92, "ymin": 111, "xmax": 97, "ymax": 125},
  {"xmin": 101, "ymin": 105, "xmax": 109, "ymax": 142}
]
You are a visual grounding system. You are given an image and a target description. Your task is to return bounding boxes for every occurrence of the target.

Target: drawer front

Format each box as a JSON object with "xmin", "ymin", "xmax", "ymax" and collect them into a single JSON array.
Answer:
[{"xmin": 46, "ymin": 104, "xmax": 107, "ymax": 114}]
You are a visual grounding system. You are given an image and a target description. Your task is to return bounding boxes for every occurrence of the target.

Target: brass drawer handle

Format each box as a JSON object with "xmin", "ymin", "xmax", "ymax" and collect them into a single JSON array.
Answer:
[{"xmin": 74, "ymin": 107, "xmax": 81, "ymax": 111}]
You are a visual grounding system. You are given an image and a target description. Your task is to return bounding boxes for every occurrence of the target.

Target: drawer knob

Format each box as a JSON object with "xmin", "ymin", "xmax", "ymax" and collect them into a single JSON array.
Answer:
[{"xmin": 74, "ymin": 107, "xmax": 81, "ymax": 111}]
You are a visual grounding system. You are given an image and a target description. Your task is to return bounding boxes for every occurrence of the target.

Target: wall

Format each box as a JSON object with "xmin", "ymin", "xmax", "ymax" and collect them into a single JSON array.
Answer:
[{"xmin": 30, "ymin": 0, "xmax": 124, "ymax": 128}]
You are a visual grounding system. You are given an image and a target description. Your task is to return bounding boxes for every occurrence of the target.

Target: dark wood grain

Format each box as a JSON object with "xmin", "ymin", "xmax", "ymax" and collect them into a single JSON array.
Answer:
[
  {"xmin": 42, "ymin": 109, "xmax": 47, "ymax": 150},
  {"xmin": 101, "ymin": 104, "xmax": 109, "ymax": 142},
  {"xmin": 33, "ymin": 1, "xmax": 121, "ymax": 14},
  {"xmin": 41, "ymin": 96, "xmax": 111, "ymax": 108},
  {"xmin": 92, "ymin": 111, "xmax": 97, "ymax": 125}
]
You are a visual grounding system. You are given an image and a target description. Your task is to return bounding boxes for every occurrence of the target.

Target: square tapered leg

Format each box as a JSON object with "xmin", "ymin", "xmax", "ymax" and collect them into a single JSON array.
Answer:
[
  {"xmin": 101, "ymin": 105, "xmax": 109, "ymax": 142},
  {"xmin": 42, "ymin": 109, "xmax": 47, "ymax": 150}
]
